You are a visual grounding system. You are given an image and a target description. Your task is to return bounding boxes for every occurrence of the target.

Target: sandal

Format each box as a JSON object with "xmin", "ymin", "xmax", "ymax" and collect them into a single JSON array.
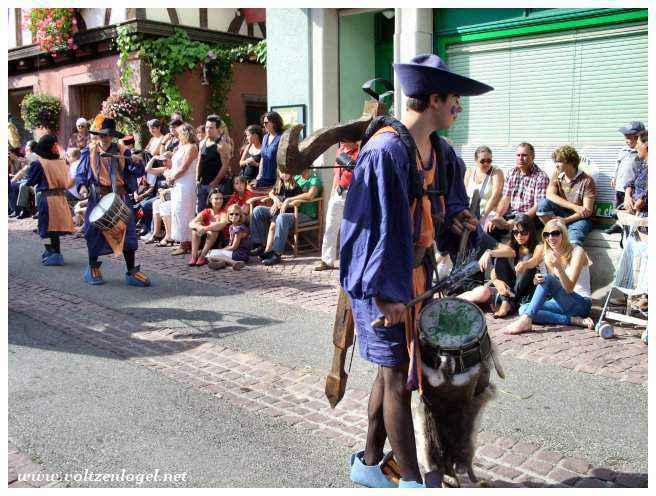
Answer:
[{"xmin": 158, "ymin": 238, "xmax": 174, "ymax": 247}]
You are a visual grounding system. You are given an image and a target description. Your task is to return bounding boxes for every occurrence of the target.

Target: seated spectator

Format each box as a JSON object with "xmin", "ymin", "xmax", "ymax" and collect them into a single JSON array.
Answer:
[
  {"xmin": 504, "ymin": 218, "xmax": 594, "ymax": 334},
  {"xmin": 225, "ymin": 175, "xmax": 255, "ymax": 217},
  {"xmin": 464, "ymin": 145, "xmax": 504, "ymax": 231},
  {"xmin": 143, "ymin": 153, "xmax": 173, "ymax": 245},
  {"xmin": 488, "ymin": 142, "xmax": 549, "ymax": 240},
  {"xmin": 207, "ymin": 204, "xmax": 250, "ymax": 271},
  {"xmin": 8, "ymin": 147, "xmax": 26, "ymax": 216},
  {"xmin": 12, "ymin": 140, "xmax": 38, "ymax": 219},
  {"xmin": 606, "ymin": 121, "xmax": 646, "ymax": 234},
  {"xmin": 537, "ymin": 145, "xmax": 595, "ymax": 246},
  {"xmin": 314, "ymin": 140, "xmax": 359, "ymax": 271},
  {"xmin": 68, "ymin": 117, "xmax": 90, "ymax": 149},
  {"xmin": 249, "ymin": 170, "xmax": 302, "ymax": 264},
  {"xmin": 188, "ymin": 189, "xmax": 228, "ymax": 266},
  {"xmin": 459, "ymin": 214, "xmax": 543, "ymax": 318},
  {"xmin": 65, "ymin": 147, "xmax": 82, "ymax": 205},
  {"xmin": 239, "ymin": 124, "xmax": 263, "ymax": 182},
  {"xmin": 623, "ymin": 130, "xmax": 648, "ymax": 219}
]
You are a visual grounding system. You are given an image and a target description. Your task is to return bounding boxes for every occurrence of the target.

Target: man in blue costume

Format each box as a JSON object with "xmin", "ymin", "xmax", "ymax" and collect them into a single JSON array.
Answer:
[
  {"xmin": 76, "ymin": 118, "xmax": 150, "ymax": 286},
  {"xmin": 340, "ymin": 54, "xmax": 493, "ymax": 488}
]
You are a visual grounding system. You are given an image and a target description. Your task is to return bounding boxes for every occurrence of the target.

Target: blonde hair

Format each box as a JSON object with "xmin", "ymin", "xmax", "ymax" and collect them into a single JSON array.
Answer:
[
  {"xmin": 178, "ymin": 123, "xmax": 198, "ymax": 145},
  {"xmin": 542, "ymin": 218, "xmax": 574, "ymax": 265},
  {"xmin": 273, "ymin": 169, "xmax": 297, "ymax": 194},
  {"xmin": 227, "ymin": 203, "xmax": 245, "ymax": 224}
]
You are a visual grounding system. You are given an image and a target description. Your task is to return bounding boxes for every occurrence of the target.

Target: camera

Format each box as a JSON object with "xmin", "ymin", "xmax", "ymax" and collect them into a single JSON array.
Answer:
[{"xmin": 335, "ymin": 152, "xmax": 356, "ymax": 171}]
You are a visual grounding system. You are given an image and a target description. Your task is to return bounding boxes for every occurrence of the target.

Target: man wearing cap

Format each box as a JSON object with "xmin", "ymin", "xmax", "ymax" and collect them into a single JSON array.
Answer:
[
  {"xmin": 68, "ymin": 117, "xmax": 90, "ymax": 149},
  {"xmin": 606, "ymin": 121, "xmax": 646, "ymax": 234},
  {"xmin": 340, "ymin": 54, "xmax": 492, "ymax": 488},
  {"xmin": 76, "ymin": 118, "xmax": 150, "ymax": 287}
]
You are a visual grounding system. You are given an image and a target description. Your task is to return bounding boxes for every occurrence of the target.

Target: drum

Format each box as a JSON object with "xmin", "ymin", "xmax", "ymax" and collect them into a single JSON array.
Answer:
[
  {"xmin": 89, "ymin": 192, "xmax": 132, "ymax": 231},
  {"xmin": 418, "ymin": 297, "xmax": 489, "ymax": 371}
]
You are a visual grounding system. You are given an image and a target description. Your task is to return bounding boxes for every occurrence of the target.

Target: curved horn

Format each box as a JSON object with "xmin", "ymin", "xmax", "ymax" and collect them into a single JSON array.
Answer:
[{"xmin": 277, "ymin": 100, "xmax": 388, "ymax": 175}]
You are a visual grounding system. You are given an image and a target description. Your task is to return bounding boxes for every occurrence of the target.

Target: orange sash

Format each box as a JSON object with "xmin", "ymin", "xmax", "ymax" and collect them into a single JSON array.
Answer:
[
  {"xmin": 39, "ymin": 158, "xmax": 75, "ymax": 234},
  {"xmin": 370, "ymin": 126, "xmax": 438, "ymax": 395}
]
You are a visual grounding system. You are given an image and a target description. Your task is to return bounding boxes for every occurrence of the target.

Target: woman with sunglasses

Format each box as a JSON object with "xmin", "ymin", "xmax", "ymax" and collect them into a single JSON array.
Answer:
[
  {"xmin": 464, "ymin": 145, "xmax": 504, "ymax": 230},
  {"xmin": 68, "ymin": 117, "xmax": 90, "ymax": 149},
  {"xmin": 255, "ymin": 112, "xmax": 284, "ymax": 188},
  {"xmin": 505, "ymin": 218, "xmax": 594, "ymax": 334}
]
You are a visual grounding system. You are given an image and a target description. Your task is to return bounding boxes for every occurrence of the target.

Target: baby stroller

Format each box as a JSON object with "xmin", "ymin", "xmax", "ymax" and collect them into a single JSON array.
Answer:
[{"xmin": 596, "ymin": 211, "xmax": 648, "ymax": 342}]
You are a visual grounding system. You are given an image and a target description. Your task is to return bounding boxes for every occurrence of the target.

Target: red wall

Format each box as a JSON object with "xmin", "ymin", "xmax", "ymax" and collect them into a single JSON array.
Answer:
[
  {"xmin": 176, "ymin": 62, "xmax": 267, "ymax": 173},
  {"xmin": 8, "ymin": 54, "xmax": 123, "ymax": 146}
]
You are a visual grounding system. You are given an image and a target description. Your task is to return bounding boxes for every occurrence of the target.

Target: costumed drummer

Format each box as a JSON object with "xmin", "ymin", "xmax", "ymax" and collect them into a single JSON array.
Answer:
[
  {"xmin": 340, "ymin": 54, "xmax": 493, "ymax": 488},
  {"xmin": 25, "ymin": 133, "xmax": 76, "ymax": 266},
  {"xmin": 76, "ymin": 118, "xmax": 151, "ymax": 286}
]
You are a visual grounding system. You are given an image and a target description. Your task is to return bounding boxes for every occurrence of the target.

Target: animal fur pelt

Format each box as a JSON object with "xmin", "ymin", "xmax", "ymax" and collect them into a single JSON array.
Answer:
[{"xmin": 412, "ymin": 344, "xmax": 504, "ymax": 488}]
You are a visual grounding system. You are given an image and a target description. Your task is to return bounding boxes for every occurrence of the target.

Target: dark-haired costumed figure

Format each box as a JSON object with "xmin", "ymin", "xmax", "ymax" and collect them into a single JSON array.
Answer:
[
  {"xmin": 26, "ymin": 134, "xmax": 75, "ymax": 266},
  {"xmin": 76, "ymin": 118, "xmax": 150, "ymax": 287},
  {"xmin": 341, "ymin": 54, "xmax": 496, "ymax": 488}
]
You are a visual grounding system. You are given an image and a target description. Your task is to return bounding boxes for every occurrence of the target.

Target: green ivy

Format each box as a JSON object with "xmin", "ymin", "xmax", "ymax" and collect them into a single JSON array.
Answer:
[{"xmin": 115, "ymin": 26, "xmax": 266, "ymax": 124}]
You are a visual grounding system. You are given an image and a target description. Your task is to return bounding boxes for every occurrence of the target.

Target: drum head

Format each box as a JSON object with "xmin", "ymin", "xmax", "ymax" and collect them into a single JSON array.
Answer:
[
  {"xmin": 418, "ymin": 297, "xmax": 486, "ymax": 350},
  {"xmin": 89, "ymin": 193, "xmax": 115, "ymax": 223}
]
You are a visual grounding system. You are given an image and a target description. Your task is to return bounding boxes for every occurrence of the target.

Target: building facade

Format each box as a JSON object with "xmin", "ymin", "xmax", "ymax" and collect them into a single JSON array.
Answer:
[
  {"xmin": 8, "ymin": 8, "xmax": 267, "ymax": 170},
  {"xmin": 266, "ymin": 8, "xmax": 648, "ymax": 217}
]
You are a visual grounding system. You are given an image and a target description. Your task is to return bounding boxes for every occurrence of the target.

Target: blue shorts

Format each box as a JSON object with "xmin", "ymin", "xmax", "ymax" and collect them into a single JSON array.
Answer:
[{"xmin": 350, "ymin": 297, "xmax": 409, "ymax": 367}]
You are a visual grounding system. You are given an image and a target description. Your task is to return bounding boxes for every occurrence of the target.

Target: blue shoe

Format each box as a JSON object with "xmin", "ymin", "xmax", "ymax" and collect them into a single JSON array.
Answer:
[
  {"xmin": 349, "ymin": 450, "xmax": 397, "ymax": 488},
  {"xmin": 41, "ymin": 250, "xmax": 50, "ymax": 261},
  {"xmin": 399, "ymin": 479, "xmax": 426, "ymax": 488},
  {"xmin": 125, "ymin": 265, "xmax": 151, "ymax": 287},
  {"xmin": 42, "ymin": 252, "xmax": 64, "ymax": 266},
  {"xmin": 83, "ymin": 264, "xmax": 105, "ymax": 285}
]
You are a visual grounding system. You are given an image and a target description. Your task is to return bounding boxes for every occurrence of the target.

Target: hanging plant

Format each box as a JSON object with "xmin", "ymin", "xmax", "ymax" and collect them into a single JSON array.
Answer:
[
  {"xmin": 101, "ymin": 91, "xmax": 149, "ymax": 142},
  {"xmin": 115, "ymin": 26, "xmax": 266, "ymax": 123},
  {"xmin": 20, "ymin": 92, "xmax": 62, "ymax": 132},
  {"xmin": 23, "ymin": 8, "xmax": 78, "ymax": 55}
]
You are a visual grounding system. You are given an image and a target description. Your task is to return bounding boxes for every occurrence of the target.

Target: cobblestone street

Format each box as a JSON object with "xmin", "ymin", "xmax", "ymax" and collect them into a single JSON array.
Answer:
[{"xmin": 8, "ymin": 218, "xmax": 648, "ymax": 488}]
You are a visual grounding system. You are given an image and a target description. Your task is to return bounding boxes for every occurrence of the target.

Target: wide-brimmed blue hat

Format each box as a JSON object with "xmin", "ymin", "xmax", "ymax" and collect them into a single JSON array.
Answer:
[
  {"xmin": 394, "ymin": 54, "xmax": 493, "ymax": 97},
  {"xmin": 618, "ymin": 121, "xmax": 645, "ymax": 136}
]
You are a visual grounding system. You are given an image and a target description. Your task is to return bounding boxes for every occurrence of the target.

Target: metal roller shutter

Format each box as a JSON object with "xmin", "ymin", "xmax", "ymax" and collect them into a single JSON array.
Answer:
[{"xmin": 444, "ymin": 22, "xmax": 648, "ymax": 216}]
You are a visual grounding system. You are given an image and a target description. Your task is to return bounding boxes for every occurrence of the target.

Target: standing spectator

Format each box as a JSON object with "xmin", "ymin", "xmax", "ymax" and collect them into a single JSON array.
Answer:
[
  {"xmin": 315, "ymin": 140, "xmax": 359, "ymax": 271},
  {"xmin": 488, "ymin": 142, "xmax": 549, "ymax": 240},
  {"xmin": 256, "ymin": 111, "xmax": 284, "ymax": 188},
  {"xmin": 197, "ymin": 115, "xmax": 233, "ymax": 213},
  {"xmin": 166, "ymin": 123, "xmax": 199, "ymax": 256},
  {"xmin": 606, "ymin": 121, "xmax": 646, "ymax": 234},
  {"xmin": 188, "ymin": 189, "xmax": 228, "ymax": 266},
  {"xmin": 239, "ymin": 124, "xmax": 263, "ymax": 181},
  {"xmin": 162, "ymin": 116, "xmax": 183, "ymax": 151},
  {"xmin": 218, "ymin": 120, "xmax": 234, "ymax": 183},
  {"xmin": 537, "ymin": 145, "xmax": 596, "ymax": 246},
  {"xmin": 624, "ymin": 130, "xmax": 648, "ymax": 218},
  {"xmin": 464, "ymin": 145, "xmax": 504, "ymax": 230},
  {"xmin": 67, "ymin": 117, "xmax": 90, "ymax": 149},
  {"xmin": 207, "ymin": 204, "xmax": 251, "ymax": 271},
  {"xmin": 145, "ymin": 119, "xmax": 167, "ymax": 157},
  {"xmin": 196, "ymin": 125, "xmax": 206, "ymax": 143},
  {"xmin": 65, "ymin": 147, "xmax": 82, "ymax": 204},
  {"xmin": 505, "ymin": 218, "xmax": 594, "ymax": 334}
]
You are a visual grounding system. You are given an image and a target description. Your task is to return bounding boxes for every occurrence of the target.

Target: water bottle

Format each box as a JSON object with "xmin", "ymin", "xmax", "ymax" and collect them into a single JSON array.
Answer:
[{"xmin": 595, "ymin": 321, "xmax": 614, "ymax": 339}]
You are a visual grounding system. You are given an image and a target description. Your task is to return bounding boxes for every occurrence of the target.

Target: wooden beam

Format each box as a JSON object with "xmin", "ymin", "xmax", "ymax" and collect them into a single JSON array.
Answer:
[
  {"xmin": 257, "ymin": 21, "xmax": 266, "ymax": 38},
  {"xmin": 104, "ymin": 9, "xmax": 112, "ymax": 26},
  {"xmin": 167, "ymin": 8, "xmax": 179, "ymax": 25},
  {"xmin": 199, "ymin": 9, "xmax": 208, "ymax": 29},
  {"xmin": 15, "ymin": 9, "xmax": 23, "ymax": 47},
  {"xmin": 247, "ymin": 23, "xmax": 254, "ymax": 37},
  {"xmin": 228, "ymin": 13, "xmax": 245, "ymax": 34}
]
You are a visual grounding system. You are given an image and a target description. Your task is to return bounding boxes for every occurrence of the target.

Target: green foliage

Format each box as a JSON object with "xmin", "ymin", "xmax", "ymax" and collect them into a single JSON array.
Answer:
[
  {"xmin": 20, "ymin": 92, "xmax": 62, "ymax": 132},
  {"xmin": 115, "ymin": 27, "xmax": 267, "ymax": 122}
]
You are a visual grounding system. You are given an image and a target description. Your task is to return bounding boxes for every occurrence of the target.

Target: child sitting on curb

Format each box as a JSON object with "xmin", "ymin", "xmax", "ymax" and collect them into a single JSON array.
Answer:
[
  {"xmin": 207, "ymin": 204, "xmax": 251, "ymax": 271},
  {"xmin": 188, "ymin": 189, "xmax": 228, "ymax": 267}
]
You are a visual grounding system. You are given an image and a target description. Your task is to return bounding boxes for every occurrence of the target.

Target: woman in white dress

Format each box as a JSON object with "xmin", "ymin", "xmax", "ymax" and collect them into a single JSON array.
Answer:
[{"xmin": 166, "ymin": 123, "xmax": 199, "ymax": 255}]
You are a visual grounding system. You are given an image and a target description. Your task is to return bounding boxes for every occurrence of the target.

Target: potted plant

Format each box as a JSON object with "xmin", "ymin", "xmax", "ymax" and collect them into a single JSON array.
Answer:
[{"xmin": 20, "ymin": 92, "xmax": 62, "ymax": 132}]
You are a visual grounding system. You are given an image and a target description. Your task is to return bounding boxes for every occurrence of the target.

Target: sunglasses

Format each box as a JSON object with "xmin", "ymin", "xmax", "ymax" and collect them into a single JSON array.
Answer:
[
  {"xmin": 228, "ymin": 213, "xmax": 241, "ymax": 216},
  {"xmin": 479, "ymin": 159, "xmax": 492, "ymax": 164},
  {"xmin": 543, "ymin": 230, "xmax": 562, "ymax": 238},
  {"xmin": 512, "ymin": 229, "xmax": 529, "ymax": 236}
]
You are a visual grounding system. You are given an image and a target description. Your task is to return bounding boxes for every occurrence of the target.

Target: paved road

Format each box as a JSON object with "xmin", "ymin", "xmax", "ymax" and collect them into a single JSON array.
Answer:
[{"xmin": 8, "ymin": 228, "xmax": 648, "ymax": 486}]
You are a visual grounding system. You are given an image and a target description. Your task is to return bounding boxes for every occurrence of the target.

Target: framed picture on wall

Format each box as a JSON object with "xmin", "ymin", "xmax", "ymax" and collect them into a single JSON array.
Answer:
[{"xmin": 270, "ymin": 104, "xmax": 307, "ymax": 139}]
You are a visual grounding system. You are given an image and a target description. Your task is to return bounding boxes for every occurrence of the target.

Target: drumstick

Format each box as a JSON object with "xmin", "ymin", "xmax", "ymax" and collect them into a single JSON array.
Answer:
[{"xmin": 370, "ymin": 260, "xmax": 480, "ymax": 328}]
